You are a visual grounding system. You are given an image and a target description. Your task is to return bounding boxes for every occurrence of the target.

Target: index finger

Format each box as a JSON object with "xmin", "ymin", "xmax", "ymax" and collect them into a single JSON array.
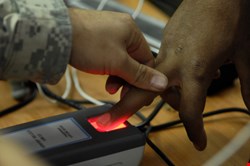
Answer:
[{"xmin": 96, "ymin": 88, "xmax": 157, "ymax": 131}]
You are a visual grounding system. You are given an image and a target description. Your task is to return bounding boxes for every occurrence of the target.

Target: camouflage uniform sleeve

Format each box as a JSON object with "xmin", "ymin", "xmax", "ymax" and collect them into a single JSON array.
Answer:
[{"xmin": 0, "ymin": 0, "xmax": 72, "ymax": 84}]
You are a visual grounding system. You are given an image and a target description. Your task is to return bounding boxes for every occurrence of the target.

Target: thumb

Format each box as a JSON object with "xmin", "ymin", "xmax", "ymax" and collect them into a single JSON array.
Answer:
[{"xmin": 114, "ymin": 56, "xmax": 168, "ymax": 92}]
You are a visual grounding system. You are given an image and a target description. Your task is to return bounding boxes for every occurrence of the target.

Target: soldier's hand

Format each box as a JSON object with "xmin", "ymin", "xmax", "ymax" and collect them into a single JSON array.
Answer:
[{"xmin": 68, "ymin": 8, "xmax": 168, "ymax": 92}]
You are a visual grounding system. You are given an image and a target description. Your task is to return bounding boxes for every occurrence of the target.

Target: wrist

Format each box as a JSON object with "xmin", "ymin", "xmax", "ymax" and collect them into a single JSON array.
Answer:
[{"xmin": 68, "ymin": 8, "xmax": 83, "ymax": 67}]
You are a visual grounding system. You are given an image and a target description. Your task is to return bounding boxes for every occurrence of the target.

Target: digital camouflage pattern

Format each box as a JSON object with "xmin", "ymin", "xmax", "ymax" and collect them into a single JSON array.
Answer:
[{"xmin": 0, "ymin": 0, "xmax": 72, "ymax": 84}]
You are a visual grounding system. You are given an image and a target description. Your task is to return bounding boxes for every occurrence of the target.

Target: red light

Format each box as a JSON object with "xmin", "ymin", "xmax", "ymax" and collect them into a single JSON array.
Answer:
[{"xmin": 88, "ymin": 117, "xmax": 126, "ymax": 132}]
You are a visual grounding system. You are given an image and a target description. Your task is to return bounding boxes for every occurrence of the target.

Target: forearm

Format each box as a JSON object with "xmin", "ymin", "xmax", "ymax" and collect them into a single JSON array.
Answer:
[{"xmin": 0, "ymin": 0, "xmax": 72, "ymax": 84}]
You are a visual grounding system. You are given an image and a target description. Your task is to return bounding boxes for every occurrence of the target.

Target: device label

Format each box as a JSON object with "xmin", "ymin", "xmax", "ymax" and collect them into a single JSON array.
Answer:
[{"xmin": 3, "ymin": 118, "xmax": 91, "ymax": 152}]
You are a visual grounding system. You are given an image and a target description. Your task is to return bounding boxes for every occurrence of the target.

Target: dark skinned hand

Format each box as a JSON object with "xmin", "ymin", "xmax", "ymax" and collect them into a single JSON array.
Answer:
[{"xmin": 97, "ymin": 0, "xmax": 250, "ymax": 151}]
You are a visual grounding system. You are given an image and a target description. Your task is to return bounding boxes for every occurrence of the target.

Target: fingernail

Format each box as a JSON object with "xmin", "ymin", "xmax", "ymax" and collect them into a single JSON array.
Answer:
[
  {"xmin": 151, "ymin": 75, "xmax": 168, "ymax": 90},
  {"xmin": 97, "ymin": 113, "xmax": 111, "ymax": 126},
  {"xmin": 108, "ymin": 88, "xmax": 117, "ymax": 94},
  {"xmin": 106, "ymin": 85, "xmax": 118, "ymax": 94}
]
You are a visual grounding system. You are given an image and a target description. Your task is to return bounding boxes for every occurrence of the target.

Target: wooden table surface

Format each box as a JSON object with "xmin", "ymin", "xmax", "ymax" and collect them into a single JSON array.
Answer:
[{"xmin": 0, "ymin": 1, "xmax": 249, "ymax": 166}]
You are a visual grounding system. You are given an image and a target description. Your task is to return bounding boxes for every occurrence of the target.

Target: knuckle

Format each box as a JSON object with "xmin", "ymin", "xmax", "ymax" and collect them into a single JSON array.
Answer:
[
  {"xmin": 188, "ymin": 58, "xmax": 209, "ymax": 83},
  {"xmin": 119, "ymin": 13, "xmax": 134, "ymax": 26},
  {"xmin": 118, "ymin": 13, "xmax": 135, "ymax": 34},
  {"xmin": 133, "ymin": 64, "xmax": 148, "ymax": 85}
]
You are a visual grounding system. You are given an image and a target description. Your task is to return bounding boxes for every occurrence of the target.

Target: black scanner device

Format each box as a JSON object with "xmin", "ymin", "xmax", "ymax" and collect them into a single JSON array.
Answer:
[{"xmin": 0, "ymin": 105, "xmax": 145, "ymax": 166}]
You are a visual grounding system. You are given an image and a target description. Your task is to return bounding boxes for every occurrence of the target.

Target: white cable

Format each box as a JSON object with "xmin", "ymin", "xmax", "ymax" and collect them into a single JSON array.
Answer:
[
  {"xmin": 97, "ymin": 0, "xmax": 109, "ymax": 10},
  {"xmin": 61, "ymin": 67, "xmax": 72, "ymax": 99},
  {"xmin": 132, "ymin": 0, "xmax": 144, "ymax": 19},
  {"xmin": 36, "ymin": 83, "xmax": 57, "ymax": 103},
  {"xmin": 143, "ymin": 33, "xmax": 161, "ymax": 50},
  {"xmin": 98, "ymin": 0, "xmax": 144, "ymax": 19},
  {"xmin": 203, "ymin": 122, "xmax": 250, "ymax": 166},
  {"xmin": 71, "ymin": 68, "xmax": 105, "ymax": 105},
  {"xmin": 131, "ymin": 0, "xmax": 161, "ymax": 53}
]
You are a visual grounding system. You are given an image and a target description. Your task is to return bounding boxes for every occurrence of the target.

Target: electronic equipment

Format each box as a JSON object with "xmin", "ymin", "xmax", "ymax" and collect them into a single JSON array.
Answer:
[
  {"xmin": 149, "ymin": 0, "xmax": 182, "ymax": 16},
  {"xmin": 0, "ymin": 105, "xmax": 145, "ymax": 166}
]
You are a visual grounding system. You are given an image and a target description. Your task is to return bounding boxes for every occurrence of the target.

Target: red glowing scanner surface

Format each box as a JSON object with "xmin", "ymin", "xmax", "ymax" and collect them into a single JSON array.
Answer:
[{"xmin": 87, "ymin": 117, "xmax": 127, "ymax": 132}]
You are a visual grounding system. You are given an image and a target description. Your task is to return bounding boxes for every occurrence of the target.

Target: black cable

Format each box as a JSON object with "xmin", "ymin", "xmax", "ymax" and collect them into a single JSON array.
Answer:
[
  {"xmin": 0, "ymin": 83, "xmax": 37, "ymax": 117},
  {"xmin": 135, "ymin": 100, "xmax": 174, "ymax": 165},
  {"xmin": 40, "ymin": 85, "xmax": 85, "ymax": 110},
  {"xmin": 138, "ymin": 107, "xmax": 249, "ymax": 165},
  {"xmin": 143, "ymin": 126, "xmax": 174, "ymax": 165},
  {"xmin": 135, "ymin": 111, "xmax": 147, "ymax": 121},
  {"xmin": 203, "ymin": 107, "xmax": 250, "ymax": 117},
  {"xmin": 146, "ymin": 137, "xmax": 175, "ymax": 166},
  {"xmin": 136, "ymin": 100, "xmax": 165, "ymax": 128},
  {"xmin": 150, "ymin": 107, "xmax": 249, "ymax": 132}
]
